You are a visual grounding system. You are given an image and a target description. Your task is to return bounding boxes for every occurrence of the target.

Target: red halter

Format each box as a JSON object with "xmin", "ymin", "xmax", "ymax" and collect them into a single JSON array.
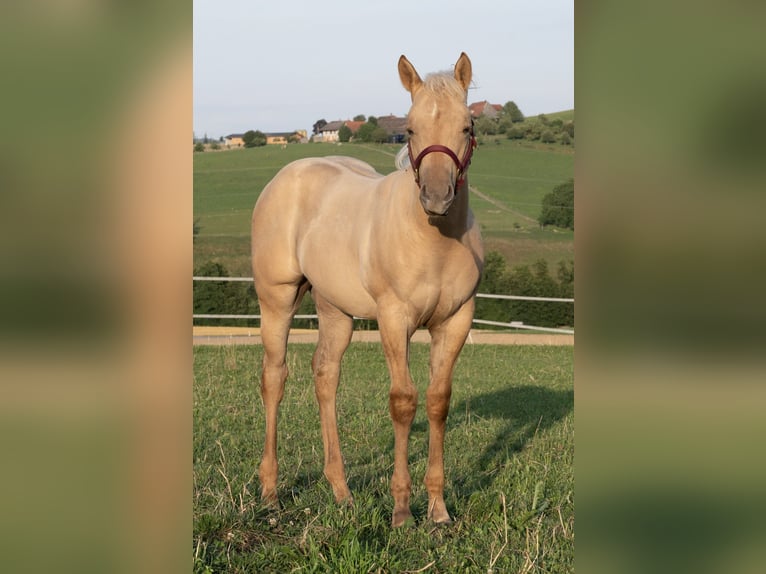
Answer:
[{"xmin": 407, "ymin": 124, "xmax": 477, "ymax": 188}]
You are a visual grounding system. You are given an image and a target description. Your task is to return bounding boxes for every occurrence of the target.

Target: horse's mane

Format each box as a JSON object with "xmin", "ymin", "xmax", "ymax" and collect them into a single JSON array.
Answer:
[{"xmin": 395, "ymin": 145, "xmax": 410, "ymax": 171}]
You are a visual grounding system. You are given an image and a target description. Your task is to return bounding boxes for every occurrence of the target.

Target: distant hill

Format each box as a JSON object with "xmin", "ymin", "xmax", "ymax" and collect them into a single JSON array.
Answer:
[{"xmin": 534, "ymin": 109, "xmax": 574, "ymax": 122}]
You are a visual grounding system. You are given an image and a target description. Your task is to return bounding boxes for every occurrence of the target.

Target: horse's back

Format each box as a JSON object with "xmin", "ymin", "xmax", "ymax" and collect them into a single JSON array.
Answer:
[{"xmin": 251, "ymin": 156, "xmax": 387, "ymax": 315}]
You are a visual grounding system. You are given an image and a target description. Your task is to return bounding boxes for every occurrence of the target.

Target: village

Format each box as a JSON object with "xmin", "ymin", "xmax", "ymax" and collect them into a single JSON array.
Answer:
[{"xmin": 193, "ymin": 101, "xmax": 504, "ymax": 150}]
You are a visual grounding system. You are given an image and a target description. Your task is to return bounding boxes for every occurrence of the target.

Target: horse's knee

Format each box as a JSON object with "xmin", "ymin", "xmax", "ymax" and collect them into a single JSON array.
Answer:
[
  {"xmin": 389, "ymin": 387, "xmax": 418, "ymax": 424},
  {"xmin": 426, "ymin": 386, "xmax": 452, "ymax": 422}
]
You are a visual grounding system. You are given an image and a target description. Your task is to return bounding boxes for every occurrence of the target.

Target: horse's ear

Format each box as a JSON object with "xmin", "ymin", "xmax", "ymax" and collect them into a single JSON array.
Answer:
[
  {"xmin": 398, "ymin": 55, "xmax": 423, "ymax": 98},
  {"xmin": 454, "ymin": 52, "xmax": 472, "ymax": 92}
]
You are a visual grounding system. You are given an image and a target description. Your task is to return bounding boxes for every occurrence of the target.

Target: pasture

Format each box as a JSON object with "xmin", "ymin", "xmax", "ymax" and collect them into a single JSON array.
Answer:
[
  {"xmin": 193, "ymin": 343, "xmax": 573, "ymax": 572},
  {"xmin": 193, "ymin": 138, "xmax": 573, "ymax": 277}
]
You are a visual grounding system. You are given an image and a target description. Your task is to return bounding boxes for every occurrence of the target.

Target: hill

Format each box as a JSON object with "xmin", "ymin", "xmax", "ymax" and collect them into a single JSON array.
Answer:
[{"xmin": 193, "ymin": 138, "xmax": 573, "ymax": 276}]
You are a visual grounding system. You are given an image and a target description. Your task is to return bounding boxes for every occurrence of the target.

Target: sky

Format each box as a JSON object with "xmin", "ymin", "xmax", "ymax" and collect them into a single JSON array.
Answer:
[{"xmin": 193, "ymin": 0, "xmax": 573, "ymax": 139}]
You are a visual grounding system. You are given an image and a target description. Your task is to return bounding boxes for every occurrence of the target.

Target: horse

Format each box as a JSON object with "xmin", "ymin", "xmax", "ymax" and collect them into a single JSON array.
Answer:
[{"xmin": 251, "ymin": 53, "xmax": 484, "ymax": 527}]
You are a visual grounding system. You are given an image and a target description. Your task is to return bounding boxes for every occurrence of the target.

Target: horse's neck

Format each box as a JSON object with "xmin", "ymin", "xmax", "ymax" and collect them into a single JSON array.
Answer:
[{"xmin": 418, "ymin": 179, "xmax": 472, "ymax": 239}]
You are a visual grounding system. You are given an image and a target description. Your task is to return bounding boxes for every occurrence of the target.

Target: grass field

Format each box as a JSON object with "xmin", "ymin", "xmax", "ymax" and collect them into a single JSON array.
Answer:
[
  {"xmin": 194, "ymin": 343, "xmax": 573, "ymax": 572},
  {"xmin": 193, "ymin": 136, "xmax": 573, "ymax": 276}
]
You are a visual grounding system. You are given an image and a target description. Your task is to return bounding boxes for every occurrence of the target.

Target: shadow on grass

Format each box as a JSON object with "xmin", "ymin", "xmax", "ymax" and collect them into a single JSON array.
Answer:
[{"xmin": 446, "ymin": 384, "xmax": 573, "ymax": 493}]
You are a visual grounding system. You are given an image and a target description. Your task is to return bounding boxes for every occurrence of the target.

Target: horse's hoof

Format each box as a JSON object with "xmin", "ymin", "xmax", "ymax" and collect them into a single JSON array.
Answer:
[
  {"xmin": 332, "ymin": 486, "xmax": 353, "ymax": 505},
  {"xmin": 431, "ymin": 515, "xmax": 453, "ymax": 526},
  {"xmin": 427, "ymin": 499, "xmax": 452, "ymax": 525},
  {"xmin": 392, "ymin": 509, "xmax": 414, "ymax": 528},
  {"xmin": 260, "ymin": 488, "xmax": 279, "ymax": 508}
]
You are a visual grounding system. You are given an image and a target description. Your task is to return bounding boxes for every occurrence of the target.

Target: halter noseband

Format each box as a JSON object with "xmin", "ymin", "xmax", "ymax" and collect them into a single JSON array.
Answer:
[{"xmin": 407, "ymin": 123, "xmax": 477, "ymax": 188}]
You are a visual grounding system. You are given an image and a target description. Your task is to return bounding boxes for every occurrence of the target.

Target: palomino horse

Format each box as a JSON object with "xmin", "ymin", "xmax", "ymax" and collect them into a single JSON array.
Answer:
[{"xmin": 251, "ymin": 53, "xmax": 483, "ymax": 527}]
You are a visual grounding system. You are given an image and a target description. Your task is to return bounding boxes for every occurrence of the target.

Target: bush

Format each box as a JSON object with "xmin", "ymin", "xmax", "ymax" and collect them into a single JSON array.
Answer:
[
  {"xmin": 194, "ymin": 142, "xmax": 204, "ymax": 152},
  {"xmin": 539, "ymin": 179, "xmax": 574, "ymax": 230},
  {"xmin": 193, "ymin": 262, "xmax": 257, "ymax": 326},
  {"xmin": 541, "ymin": 130, "xmax": 556, "ymax": 143},
  {"xmin": 476, "ymin": 252, "xmax": 574, "ymax": 328},
  {"xmin": 524, "ymin": 122, "xmax": 542, "ymax": 140}
]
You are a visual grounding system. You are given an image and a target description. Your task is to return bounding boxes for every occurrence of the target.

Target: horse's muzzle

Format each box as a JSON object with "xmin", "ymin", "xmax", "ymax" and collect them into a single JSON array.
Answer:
[{"xmin": 419, "ymin": 184, "xmax": 455, "ymax": 216}]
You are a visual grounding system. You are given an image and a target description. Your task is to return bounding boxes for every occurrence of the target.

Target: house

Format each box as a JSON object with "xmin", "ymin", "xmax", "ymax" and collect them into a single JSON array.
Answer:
[
  {"xmin": 224, "ymin": 133, "xmax": 245, "ymax": 147},
  {"xmin": 315, "ymin": 121, "xmax": 363, "ymax": 142},
  {"xmin": 469, "ymin": 101, "xmax": 503, "ymax": 119},
  {"xmin": 376, "ymin": 115, "xmax": 408, "ymax": 143},
  {"xmin": 316, "ymin": 116, "xmax": 408, "ymax": 144},
  {"xmin": 315, "ymin": 121, "xmax": 346, "ymax": 143},
  {"xmin": 265, "ymin": 130, "xmax": 308, "ymax": 145},
  {"xmin": 224, "ymin": 130, "xmax": 309, "ymax": 147}
]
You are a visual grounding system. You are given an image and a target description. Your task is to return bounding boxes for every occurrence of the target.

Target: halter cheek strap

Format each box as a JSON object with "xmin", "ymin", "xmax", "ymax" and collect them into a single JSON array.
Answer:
[{"xmin": 407, "ymin": 127, "xmax": 477, "ymax": 188}]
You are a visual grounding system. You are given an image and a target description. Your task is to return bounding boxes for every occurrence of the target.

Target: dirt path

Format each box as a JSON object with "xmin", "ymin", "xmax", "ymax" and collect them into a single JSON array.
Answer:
[
  {"xmin": 468, "ymin": 185, "xmax": 538, "ymax": 224},
  {"xmin": 193, "ymin": 327, "xmax": 573, "ymax": 346}
]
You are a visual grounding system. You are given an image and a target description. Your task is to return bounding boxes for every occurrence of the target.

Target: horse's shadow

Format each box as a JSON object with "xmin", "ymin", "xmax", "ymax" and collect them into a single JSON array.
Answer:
[{"xmin": 412, "ymin": 384, "xmax": 574, "ymax": 494}]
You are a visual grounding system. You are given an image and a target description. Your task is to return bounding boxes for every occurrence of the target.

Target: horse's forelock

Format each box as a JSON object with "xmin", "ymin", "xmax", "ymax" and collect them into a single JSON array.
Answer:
[{"xmin": 421, "ymin": 72, "xmax": 468, "ymax": 103}]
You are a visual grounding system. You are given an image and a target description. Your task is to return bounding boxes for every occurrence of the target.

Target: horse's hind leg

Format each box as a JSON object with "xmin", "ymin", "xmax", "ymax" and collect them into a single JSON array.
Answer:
[
  {"xmin": 257, "ymin": 279, "xmax": 310, "ymax": 505},
  {"xmin": 311, "ymin": 292, "xmax": 354, "ymax": 503},
  {"xmin": 425, "ymin": 300, "xmax": 475, "ymax": 524}
]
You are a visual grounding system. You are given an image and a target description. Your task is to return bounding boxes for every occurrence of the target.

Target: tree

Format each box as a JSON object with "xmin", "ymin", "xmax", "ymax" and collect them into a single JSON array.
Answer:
[
  {"xmin": 371, "ymin": 126, "xmax": 389, "ymax": 143},
  {"xmin": 539, "ymin": 178, "xmax": 574, "ymax": 230},
  {"xmin": 194, "ymin": 142, "xmax": 204, "ymax": 152},
  {"xmin": 338, "ymin": 124, "xmax": 352, "ymax": 143},
  {"xmin": 312, "ymin": 119, "xmax": 327, "ymax": 135},
  {"xmin": 353, "ymin": 114, "xmax": 366, "ymax": 122},
  {"xmin": 474, "ymin": 115, "xmax": 498, "ymax": 136},
  {"xmin": 503, "ymin": 101, "xmax": 524, "ymax": 123},
  {"xmin": 243, "ymin": 130, "xmax": 266, "ymax": 147},
  {"xmin": 355, "ymin": 121, "xmax": 377, "ymax": 142}
]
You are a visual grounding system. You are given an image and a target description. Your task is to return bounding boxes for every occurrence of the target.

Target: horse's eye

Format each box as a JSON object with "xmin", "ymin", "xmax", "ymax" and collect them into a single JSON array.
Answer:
[
  {"xmin": 462, "ymin": 126, "xmax": 471, "ymax": 135},
  {"xmin": 406, "ymin": 129, "xmax": 414, "ymax": 137}
]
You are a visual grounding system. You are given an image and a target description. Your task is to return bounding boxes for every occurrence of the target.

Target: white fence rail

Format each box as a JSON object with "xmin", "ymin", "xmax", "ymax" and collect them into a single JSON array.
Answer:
[{"xmin": 193, "ymin": 277, "xmax": 574, "ymax": 335}]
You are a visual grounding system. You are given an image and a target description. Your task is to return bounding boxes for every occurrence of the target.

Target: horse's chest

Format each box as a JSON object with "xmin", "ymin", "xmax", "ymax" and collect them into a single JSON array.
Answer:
[{"xmin": 402, "ymin": 249, "xmax": 480, "ymax": 322}]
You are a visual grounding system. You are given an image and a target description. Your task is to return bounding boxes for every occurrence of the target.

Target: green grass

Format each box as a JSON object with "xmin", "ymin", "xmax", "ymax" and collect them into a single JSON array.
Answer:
[
  {"xmin": 194, "ymin": 343, "xmax": 573, "ymax": 572},
  {"xmin": 193, "ymin": 139, "xmax": 573, "ymax": 276}
]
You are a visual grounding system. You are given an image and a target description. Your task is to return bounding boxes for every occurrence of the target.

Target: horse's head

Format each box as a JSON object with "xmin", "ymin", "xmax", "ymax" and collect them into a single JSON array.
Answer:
[{"xmin": 399, "ymin": 53, "xmax": 475, "ymax": 217}]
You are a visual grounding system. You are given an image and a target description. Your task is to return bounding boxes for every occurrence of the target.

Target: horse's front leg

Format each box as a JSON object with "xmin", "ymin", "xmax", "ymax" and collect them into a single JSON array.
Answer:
[
  {"xmin": 378, "ymin": 307, "xmax": 418, "ymax": 527},
  {"xmin": 425, "ymin": 299, "xmax": 475, "ymax": 524}
]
